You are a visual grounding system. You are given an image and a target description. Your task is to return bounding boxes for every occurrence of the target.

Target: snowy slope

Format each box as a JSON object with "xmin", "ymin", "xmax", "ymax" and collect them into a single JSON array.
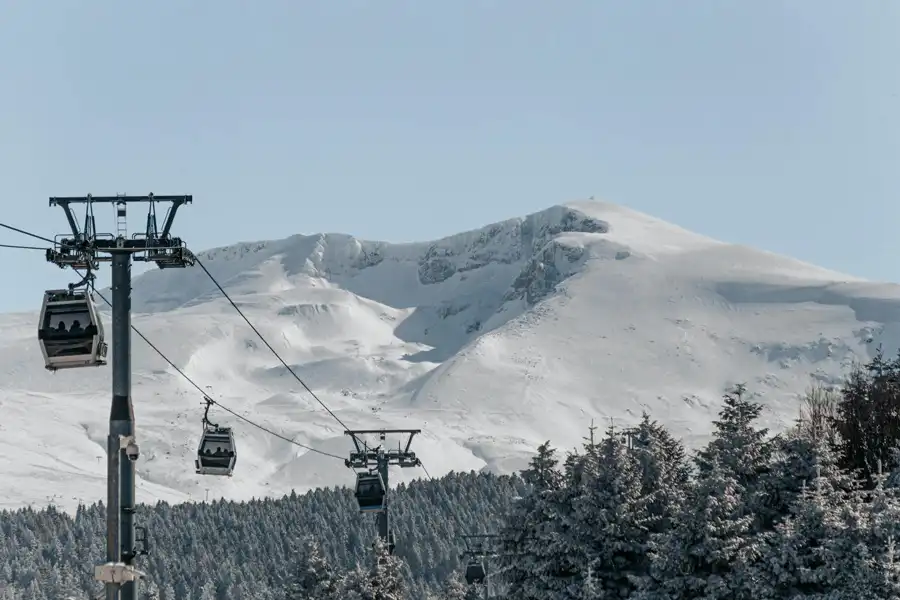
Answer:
[{"xmin": 1, "ymin": 199, "xmax": 898, "ymax": 513}]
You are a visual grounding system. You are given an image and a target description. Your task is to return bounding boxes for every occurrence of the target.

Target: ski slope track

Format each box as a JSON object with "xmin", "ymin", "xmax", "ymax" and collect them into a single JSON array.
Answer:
[{"xmin": 2, "ymin": 200, "xmax": 899, "ymax": 513}]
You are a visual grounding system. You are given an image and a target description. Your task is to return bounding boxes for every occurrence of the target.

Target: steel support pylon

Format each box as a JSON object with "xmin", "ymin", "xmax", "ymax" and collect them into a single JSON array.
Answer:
[
  {"xmin": 112, "ymin": 252, "xmax": 137, "ymax": 600},
  {"xmin": 376, "ymin": 453, "xmax": 390, "ymax": 550},
  {"xmin": 46, "ymin": 194, "xmax": 194, "ymax": 599}
]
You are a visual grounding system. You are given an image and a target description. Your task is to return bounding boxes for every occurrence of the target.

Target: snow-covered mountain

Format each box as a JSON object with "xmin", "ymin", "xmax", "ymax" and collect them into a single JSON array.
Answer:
[{"xmin": 1, "ymin": 199, "xmax": 898, "ymax": 513}]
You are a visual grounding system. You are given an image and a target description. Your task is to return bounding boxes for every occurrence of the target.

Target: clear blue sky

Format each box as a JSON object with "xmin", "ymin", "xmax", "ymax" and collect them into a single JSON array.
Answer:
[{"xmin": 0, "ymin": 1, "xmax": 897, "ymax": 313}]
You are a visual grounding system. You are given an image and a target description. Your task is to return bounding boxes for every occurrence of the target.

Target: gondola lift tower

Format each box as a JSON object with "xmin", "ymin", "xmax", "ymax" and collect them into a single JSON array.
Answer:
[
  {"xmin": 345, "ymin": 429, "xmax": 422, "ymax": 555},
  {"xmin": 44, "ymin": 194, "xmax": 193, "ymax": 600}
]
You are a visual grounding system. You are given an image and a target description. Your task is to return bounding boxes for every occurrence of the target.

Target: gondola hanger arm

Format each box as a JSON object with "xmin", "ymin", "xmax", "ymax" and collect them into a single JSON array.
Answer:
[{"xmin": 201, "ymin": 397, "xmax": 220, "ymax": 430}]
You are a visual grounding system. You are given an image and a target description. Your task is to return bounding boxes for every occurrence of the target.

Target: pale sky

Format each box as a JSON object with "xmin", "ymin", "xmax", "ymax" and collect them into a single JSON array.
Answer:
[{"xmin": 0, "ymin": 0, "xmax": 897, "ymax": 313}]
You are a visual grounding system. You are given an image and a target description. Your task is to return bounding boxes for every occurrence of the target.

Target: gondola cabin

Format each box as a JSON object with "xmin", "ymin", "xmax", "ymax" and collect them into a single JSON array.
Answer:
[
  {"xmin": 37, "ymin": 289, "xmax": 108, "ymax": 371},
  {"xmin": 465, "ymin": 561, "xmax": 486, "ymax": 585},
  {"xmin": 354, "ymin": 472, "xmax": 385, "ymax": 512},
  {"xmin": 195, "ymin": 427, "xmax": 236, "ymax": 476}
]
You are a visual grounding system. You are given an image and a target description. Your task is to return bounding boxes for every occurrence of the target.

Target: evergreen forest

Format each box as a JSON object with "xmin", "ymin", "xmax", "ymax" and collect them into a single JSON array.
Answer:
[{"xmin": 5, "ymin": 350, "xmax": 900, "ymax": 599}]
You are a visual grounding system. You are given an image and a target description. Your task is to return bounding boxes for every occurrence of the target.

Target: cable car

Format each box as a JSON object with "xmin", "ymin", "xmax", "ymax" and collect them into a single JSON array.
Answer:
[
  {"xmin": 37, "ymin": 289, "xmax": 108, "ymax": 371},
  {"xmin": 465, "ymin": 560, "xmax": 486, "ymax": 585},
  {"xmin": 195, "ymin": 426, "xmax": 237, "ymax": 476},
  {"xmin": 354, "ymin": 472, "xmax": 386, "ymax": 512}
]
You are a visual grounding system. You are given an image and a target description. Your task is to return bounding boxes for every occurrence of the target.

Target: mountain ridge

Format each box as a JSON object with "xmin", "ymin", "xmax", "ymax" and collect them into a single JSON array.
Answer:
[{"xmin": 0, "ymin": 199, "xmax": 897, "ymax": 512}]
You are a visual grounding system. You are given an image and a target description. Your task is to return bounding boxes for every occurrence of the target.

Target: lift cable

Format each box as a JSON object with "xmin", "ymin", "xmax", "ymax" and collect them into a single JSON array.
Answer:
[
  {"xmin": 0, "ymin": 242, "xmax": 48, "ymax": 251},
  {"xmin": 190, "ymin": 253, "xmax": 355, "ymax": 436},
  {"xmin": 0, "ymin": 222, "xmax": 60, "ymax": 246},
  {"xmin": 87, "ymin": 282, "xmax": 347, "ymax": 462}
]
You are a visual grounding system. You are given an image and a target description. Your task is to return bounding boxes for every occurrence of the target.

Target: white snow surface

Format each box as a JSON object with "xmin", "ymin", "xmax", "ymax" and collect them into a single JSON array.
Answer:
[{"xmin": 2, "ymin": 199, "xmax": 899, "ymax": 513}]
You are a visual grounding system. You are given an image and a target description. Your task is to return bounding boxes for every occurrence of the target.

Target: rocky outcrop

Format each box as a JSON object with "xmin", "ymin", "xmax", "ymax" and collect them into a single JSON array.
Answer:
[
  {"xmin": 416, "ymin": 207, "xmax": 607, "ymax": 287},
  {"xmin": 504, "ymin": 240, "xmax": 588, "ymax": 305}
]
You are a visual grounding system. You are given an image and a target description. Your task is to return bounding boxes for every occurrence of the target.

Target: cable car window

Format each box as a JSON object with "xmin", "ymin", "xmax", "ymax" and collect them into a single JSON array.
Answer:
[
  {"xmin": 42, "ymin": 306, "xmax": 94, "ymax": 357},
  {"xmin": 358, "ymin": 481, "xmax": 379, "ymax": 495},
  {"xmin": 45, "ymin": 310, "xmax": 91, "ymax": 333},
  {"xmin": 200, "ymin": 438, "xmax": 234, "ymax": 456}
]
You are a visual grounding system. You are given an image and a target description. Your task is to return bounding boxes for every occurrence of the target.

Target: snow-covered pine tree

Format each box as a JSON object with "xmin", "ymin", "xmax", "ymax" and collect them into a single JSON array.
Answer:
[
  {"xmin": 757, "ymin": 393, "xmax": 900, "ymax": 597},
  {"xmin": 281, "ymin": 535, "xmax": 341, "ymax": 600},
  {"xmin": 341, "ymin": 537, "xmax": 409, "ymax": 600},
  {"xmin": 833, "ymin": 347, "xmax": 900, "ymax": 486},
  {"xmin": 821, "ymin": 480, "xmax": 886, "ymax": 596},
  {"xmin": 160, "ymin": 583, "xmax": 176, "ymax": 600},
  {"xmin": 341, "ymin": 566, "xmax": 374, "ymax": 600},
  {"xmin": 522, "ymin": 441, "xmax": 563, "ymax": 491},
  {"xmin": 142, "ymin": 580, "xmax": 161, "ymax": 600},
  {"xmin": 490, "ymin": 447, "xmax": 584, "ymax": 600},
  {"xmin": 369, "ymin": 536, "xmax": 408, "ymax": 600},
  {"xmin": 757, "ymin": 462, "xmax": 900, "ymax": 599},
  {"xmin": 833, "ymin": 359, "xmax": 875, "ymax": 477},
  {"xmin": 435, "ymin": 572, "xmax": 482, "ymax": 600},
  {"xmin": 642, "ymin": 459, "xmax": 761, "ymax": 600},
  {"xmin": 496, "ymin": 441, "xmax": 562, "ymax": 599},
  {"xmin": 854, "ymin": 466, "xmax": 900, "ymax": 596},
  {"xmin": 695, "ymin": 384, "xmax": 775, "ymax": 532},
  {"xmin": 640, "ymin": 385, "xmax": 772, "ymax": 598},
  {"xmin": 757, "ymin": 425, "xmax": 854, "ymax": 532},
  {"xmin": 198, "ymin": 580, "xmax": 216, "ymax": 600},
  {"xmin": 886, "ymin": 447, "xmax": 900, "ymax": 489},
  {"xmin": 625, "ymin": 413, "xmax": 690, "ymax": 533},
  {"xmin": 751, "ymin": 466, "xmax": 848, "ymax": 598},
  {"xmin": 521, "ymin": 449, "xmax": 586, "ymax": 599},
  {"xmin": 696, "ymin": 384, "xmax": 773, "ymax": 484},
  {"xmin": 569, "ymin": 424, "xmax": 655, "ymax": 598}
]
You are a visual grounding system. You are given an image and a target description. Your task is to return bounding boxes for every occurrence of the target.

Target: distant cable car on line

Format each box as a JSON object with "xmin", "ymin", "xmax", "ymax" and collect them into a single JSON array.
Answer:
[
  {"xmin": 195, "ymin": 399, "xmax": 236, "ymax": 476},
  {"xmin": 465, "ymin": 560, "xmax": 486, "ymax": 585},
  {"xmin": 354, "ymin": 471, "xmax": 386, "ymax": 512},
  {"xmin": 37, "ymin": 288, "xmax": 108, "ymax": 371}
]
